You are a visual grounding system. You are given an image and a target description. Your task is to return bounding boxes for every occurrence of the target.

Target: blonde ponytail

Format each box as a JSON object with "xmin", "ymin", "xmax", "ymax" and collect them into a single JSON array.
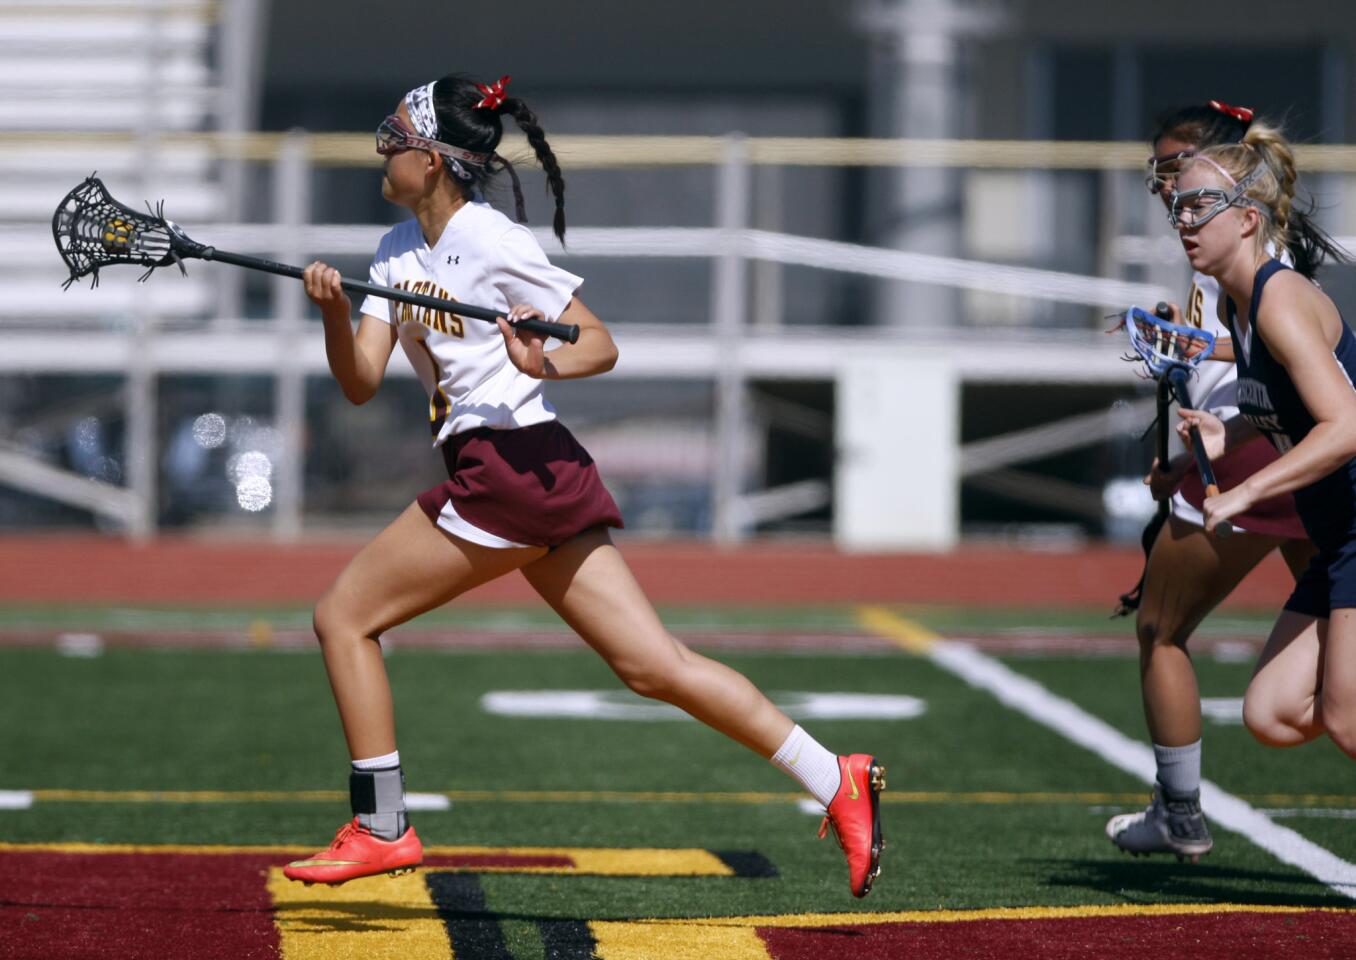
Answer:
[
  {"xmin": 1196, "ymin": 125, "xmax": 1349, "ymax": 277},
  {"xmin": 1243, "ymin": 121, "xmax": 1297, "ymax": 244}
]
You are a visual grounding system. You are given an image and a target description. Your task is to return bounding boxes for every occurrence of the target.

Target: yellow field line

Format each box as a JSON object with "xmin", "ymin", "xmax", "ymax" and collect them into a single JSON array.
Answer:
[
  {"xmin": 855, "ymin": 605, "xmax": 941, "ymax": 654},
  {"xmin": 32, "ymin": 789, "xmax": 348, "ymax": 803},
  {"xmin": 652, "ymin": 901, "xmax": 1356, "ymax": 927},
  {"xmin": 0, "ymin": 840, "xmax": 732, "ymax": 875},
  {"xmin": 21, "ymin": 787, "xmax": 1356, "ymax": 806}
]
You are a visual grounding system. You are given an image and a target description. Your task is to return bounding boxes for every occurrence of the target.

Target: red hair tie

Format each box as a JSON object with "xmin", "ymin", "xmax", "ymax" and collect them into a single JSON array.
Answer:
[
  {"xmin": 474, "ymin": 75, "xmax": 512, "ymax": 111},
  {"xmin": 1208, "ymin": 100, "xmax": 1254, "ymax": 124}
]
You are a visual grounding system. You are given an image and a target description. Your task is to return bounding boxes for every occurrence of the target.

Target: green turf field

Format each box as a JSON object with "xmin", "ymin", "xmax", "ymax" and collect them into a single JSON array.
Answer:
[{"xmin": 2, "ymin": 602, "xmax": 1352, "ymax": 928}]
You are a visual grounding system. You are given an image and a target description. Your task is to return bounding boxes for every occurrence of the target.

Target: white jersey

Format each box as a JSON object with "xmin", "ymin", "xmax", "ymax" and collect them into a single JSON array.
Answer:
[
  {"xmin": 359, "ymin": 202, "xmax": 583, "ymax": 443},
  {"xmin": 1180, "ymin": 271, "xmax": 1235, "ymax": 417}
]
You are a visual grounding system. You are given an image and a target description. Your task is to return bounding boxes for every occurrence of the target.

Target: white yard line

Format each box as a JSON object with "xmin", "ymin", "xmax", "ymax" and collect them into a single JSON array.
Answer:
[
  {"xmin": 405, "ymin": 792, "xmax": 452, "ymax": 811},
  {"xmin": 858, "ymin": 607, "xmax": 1356, "ymax": 901},
  {"xmin": 0, "ymin": 790, "xmax": 33, "ymax": 810}
]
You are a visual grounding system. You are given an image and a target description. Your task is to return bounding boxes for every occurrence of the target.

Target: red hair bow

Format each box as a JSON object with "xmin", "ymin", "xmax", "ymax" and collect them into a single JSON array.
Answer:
[
  {"xmin": 474, "ymin": 75, "xmax": 512, "ymax": 111},
  {"xmin": 1208, "ymin": 100, "xmax": 1254, "ymax": 123}
]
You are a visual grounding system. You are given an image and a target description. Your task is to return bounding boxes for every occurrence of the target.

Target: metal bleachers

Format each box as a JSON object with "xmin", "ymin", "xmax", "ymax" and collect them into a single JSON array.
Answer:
[{"xmin": 0, "ymin": 0, "xmax": 223, "ymax": 325}]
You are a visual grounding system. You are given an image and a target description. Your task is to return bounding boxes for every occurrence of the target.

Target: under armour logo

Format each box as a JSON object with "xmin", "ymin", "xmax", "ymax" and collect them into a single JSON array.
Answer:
[{"xmin": 447, "ymin": 255, "xmax": 460, "ymax": 265}]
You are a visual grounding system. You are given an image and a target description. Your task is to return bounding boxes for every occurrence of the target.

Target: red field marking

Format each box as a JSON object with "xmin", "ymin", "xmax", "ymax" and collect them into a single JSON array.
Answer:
[
  {"xmin": 3, "ymin": 846, "xmax": 1353, "ymax": 960},
  {"xmin": 0, "ymin": 851, "xmax": 281, "ymax": 960},
  {"xmin": 0, "ymin": 535, "xmax": 1296, "ymax": 608},
  {"xmin": 757, "ymin": 910, "xmax": 1356, "ymax": 960}
]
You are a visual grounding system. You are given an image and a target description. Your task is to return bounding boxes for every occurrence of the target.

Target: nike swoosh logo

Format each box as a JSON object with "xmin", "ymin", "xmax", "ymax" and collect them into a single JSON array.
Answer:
[
  {"xmin": 846, "ymin": 763, "xmax": 860, "ymax": 801},
  {"xmin": 788, "ymin": 744, "xmax": 803, "ymax": 767}
]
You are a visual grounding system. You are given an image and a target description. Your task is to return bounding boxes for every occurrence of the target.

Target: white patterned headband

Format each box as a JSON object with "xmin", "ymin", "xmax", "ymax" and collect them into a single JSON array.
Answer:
[
  {"xmin": 400, "ymin": 81, "xmax": 491, "ymax": 179},
  {"xmin": 404, "ymin": 82, "xmax": 440, "ymax": 140}
]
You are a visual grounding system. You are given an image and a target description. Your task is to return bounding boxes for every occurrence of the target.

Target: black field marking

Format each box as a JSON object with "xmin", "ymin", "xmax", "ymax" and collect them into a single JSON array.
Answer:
[
  {"xmin": 538, "ymin": 919, "xmax": 597, "ymax": 959},
  {"xmin": 712, "ymin": 849, "xmax": 780, "ymax": 878},
  {"xmin": 427, "ymin": 873, "xmax": 513, "ymax": 960}
]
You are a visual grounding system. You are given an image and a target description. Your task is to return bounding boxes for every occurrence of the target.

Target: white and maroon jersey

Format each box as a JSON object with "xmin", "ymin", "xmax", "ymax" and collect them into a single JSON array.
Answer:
[{"xmin": 359, "ymin": 201, "xmax": 583, "ymax": 443}]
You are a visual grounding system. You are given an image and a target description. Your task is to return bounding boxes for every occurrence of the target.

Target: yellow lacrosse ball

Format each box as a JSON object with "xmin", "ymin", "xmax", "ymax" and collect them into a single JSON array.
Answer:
[{"xmin": 102, "ymin": 217, "xmax": 135, "ymax": 251}]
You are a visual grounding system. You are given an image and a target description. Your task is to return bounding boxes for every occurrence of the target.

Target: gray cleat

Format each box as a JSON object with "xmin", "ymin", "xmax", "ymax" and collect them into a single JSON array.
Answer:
[{"xmin": 1106, "ymin": 782, "xmax": 1213, "ymax": 861}]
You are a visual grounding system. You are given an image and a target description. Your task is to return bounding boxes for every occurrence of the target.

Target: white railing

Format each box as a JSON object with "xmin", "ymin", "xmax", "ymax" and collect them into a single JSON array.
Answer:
[{"xmin": 5, "ymin": 130, "xmax": 1356, "ymax": 545}]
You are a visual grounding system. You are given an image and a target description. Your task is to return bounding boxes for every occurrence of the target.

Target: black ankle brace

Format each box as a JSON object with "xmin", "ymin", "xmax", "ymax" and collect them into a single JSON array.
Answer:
[{"xmin": 350, "ymin": 766, "xmax": 408, "ymax": 839}]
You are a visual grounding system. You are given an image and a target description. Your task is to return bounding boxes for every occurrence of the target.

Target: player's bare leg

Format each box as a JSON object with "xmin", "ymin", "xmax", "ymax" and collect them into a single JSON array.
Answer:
[
  {"xmin": 1245, "ymin": 610, "xmax": 1326, "ymax": 748},
  {"xmin": 1110, "ymin": 518, "xmax": 1305, "ymax": 860},
  {"xmin": 521, "ymin": 527, "xmax": 790, "ymax": 752},
  {"xmin": 1136, "ymin": 516, "xmax": 1286, "ymax": 746},
  {"xmin": 1321, "ymin": 609, "xmax": 1356, "ymax": 760},
  {"xmin": 521, "ymin": 527, "xmax": 885, "ymax": 896},
  {"xmin": 312, "ymin": 502, "xmax": 543, "ymax": 760},
  {"xmin": 287, "ymin": 503, "xmax": 545, "ymax": 885}
]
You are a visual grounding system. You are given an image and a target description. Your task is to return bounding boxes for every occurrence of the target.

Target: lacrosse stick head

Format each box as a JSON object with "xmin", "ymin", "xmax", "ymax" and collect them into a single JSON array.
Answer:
[
  {"xmin": 1122, "ymin": 305, "xmax": 1216, "ymax": 383},
  {"xmin": 52, "ymin": 175, "xmax": 202, "ymax": 288}
]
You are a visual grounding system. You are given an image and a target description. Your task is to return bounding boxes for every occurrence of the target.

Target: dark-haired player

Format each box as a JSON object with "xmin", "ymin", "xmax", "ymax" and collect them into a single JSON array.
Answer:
[{"xmin": 281, "ymin": 74, "xmax": 886, "ymax": 897}]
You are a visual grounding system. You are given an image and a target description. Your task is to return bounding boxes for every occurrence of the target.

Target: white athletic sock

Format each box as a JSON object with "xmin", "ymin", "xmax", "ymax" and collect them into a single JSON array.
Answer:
[
  {"xmin": 1153, "ymin": 740, "xmax": 1202, "ymax": 798},
  {"xmin": 771, "ymin": 725, "xmax": 841, "ymax": 809},
  {"xmin": 352, "ymin": 750, "xmax": 401, "ymax": 771}
]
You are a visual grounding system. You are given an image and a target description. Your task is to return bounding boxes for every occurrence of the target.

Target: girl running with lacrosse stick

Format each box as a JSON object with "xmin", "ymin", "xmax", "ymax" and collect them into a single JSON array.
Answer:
[
  {"xmin": 281, "ymin": 73, "xmax": 886, "ymax": 898},
  {"xmin": 1107, "ymin": 103, "xmax": 1330, "ymax": 860},
  {"xmin": 1171, "ymin": 138, "xmax": 1356, "ymax": 763}
]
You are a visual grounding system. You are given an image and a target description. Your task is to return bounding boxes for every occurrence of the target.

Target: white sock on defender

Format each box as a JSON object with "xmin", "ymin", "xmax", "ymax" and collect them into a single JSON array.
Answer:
[
  {"xmin": 771, "ymin": 725, "xmax": 841, "ymax": 809},
  {"xmin": 1153, "ymin": 740, "xmax": 1202, "ymax": 798}
]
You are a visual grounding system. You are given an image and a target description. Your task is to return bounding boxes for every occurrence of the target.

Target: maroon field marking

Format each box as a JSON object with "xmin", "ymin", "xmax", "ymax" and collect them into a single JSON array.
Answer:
[
  {"xmin": 757, "ymin": 910, "xmax": 1356, "ymax": 960},
  {"xmin": 0, "ymin": 851, "xmax": 280, "ymax": 960}
]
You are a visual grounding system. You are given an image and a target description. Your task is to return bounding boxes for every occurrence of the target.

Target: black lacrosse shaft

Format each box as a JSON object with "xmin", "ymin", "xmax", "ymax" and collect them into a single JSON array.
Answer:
[
  {"xmin": 1153, "ymin": 302, "xmax": 1176, "ymax": 472},
  {"xmin": 1166, "ymin": 368, "xmax": 1218, "ymax": 490},
  {"xmin": 1151, "ymin": 377, "xmax": 1172, "ymax": 522},
  {"xmin": 1152, "ymin": 302, "xmax": 1232, "ymax": 536},
  {"xmin": 200, "ymin": 247, "xmax": 580, "ymax": 344},
  {"xmin": 1166, "ymin": 365, "xmax": 1232, "ymax": 538},
  {"xmin": 1154, "ymin": 301, "xmax": 1218, "ymax": 487},
  {"xmin": 1150, "ymin": 302, "xmax": 1174, "ymax": 525}
]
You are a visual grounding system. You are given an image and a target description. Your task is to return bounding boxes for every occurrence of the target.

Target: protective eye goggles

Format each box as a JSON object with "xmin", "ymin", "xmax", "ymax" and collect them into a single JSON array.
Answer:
[
  {"xmin": 374, "ymin": 115, "xmax": 491, "ymax": 170},
  {"xmin": 1166, "ymin": 163, "xmax": 1267, "ymax": 229},
  {"xmin": 1145, "ymin": 149, "xmax": 1194, "ymax": 195}
]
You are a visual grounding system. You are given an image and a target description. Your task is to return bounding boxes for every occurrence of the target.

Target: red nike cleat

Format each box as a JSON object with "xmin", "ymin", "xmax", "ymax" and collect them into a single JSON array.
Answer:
[
  {"xmin": 818, "ymin": 753, "xmax": 886, "ymax": 897},
  {"xmin": 283, "ymin": 817, "xmax": 423, "ymax": 885}
]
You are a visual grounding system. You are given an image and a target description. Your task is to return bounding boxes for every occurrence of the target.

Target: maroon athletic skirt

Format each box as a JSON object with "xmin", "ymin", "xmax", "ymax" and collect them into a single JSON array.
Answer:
[
  {"xmin": 416, "ymin": 420, "xmax": 623, "ymax": 548},
  {"xmin": 1178, "ymin": 435, "xmax": 1307, "ymax": 540}
]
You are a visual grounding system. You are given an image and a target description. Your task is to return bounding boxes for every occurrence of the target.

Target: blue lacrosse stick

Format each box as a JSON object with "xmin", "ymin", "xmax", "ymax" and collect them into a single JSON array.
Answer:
[{"xmin": 1122, "ymin": 304, "xmax": 1232, "ymax": 538}]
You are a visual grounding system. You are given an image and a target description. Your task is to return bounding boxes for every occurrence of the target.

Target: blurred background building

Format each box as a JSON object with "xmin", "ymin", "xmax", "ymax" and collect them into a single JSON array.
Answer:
[{"xmin": 3, "ymin": 0, "xmax": 1355, "ymax": 548}]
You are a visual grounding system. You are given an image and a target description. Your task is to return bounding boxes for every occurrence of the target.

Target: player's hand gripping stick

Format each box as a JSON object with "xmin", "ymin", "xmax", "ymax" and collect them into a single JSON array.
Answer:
[{"xmin": 1153, "ymin": 302, "xmax": 1233, "ymax": 540}]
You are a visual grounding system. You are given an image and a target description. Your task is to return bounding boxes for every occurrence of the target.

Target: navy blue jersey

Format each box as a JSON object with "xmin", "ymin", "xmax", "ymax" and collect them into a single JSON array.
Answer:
[{"xmin": 1225, "ymin": 258, "xmax": 1356, "ymax": 549}]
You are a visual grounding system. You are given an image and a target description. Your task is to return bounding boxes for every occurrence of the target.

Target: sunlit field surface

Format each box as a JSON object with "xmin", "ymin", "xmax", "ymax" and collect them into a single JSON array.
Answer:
[{"xmin": 2, "ymin": 600, "xmax": 1353, "ymax": 959}]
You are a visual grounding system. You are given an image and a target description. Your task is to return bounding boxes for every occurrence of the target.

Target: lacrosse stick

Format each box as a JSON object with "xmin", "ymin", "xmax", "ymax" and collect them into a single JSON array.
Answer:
[
  {"xmin": 1123, "ymin": 303, "xmax": 1233, "ymax": 538},
  {"xmin": 51, "ymin": 175, "xmax": 580, "ymax": 343}
]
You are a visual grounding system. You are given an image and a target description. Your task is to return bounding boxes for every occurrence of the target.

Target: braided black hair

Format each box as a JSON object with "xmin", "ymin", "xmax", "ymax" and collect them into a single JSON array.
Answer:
[{"xmin": 429, "ymin": 74, "xmax": 567, "ymax": 244}]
